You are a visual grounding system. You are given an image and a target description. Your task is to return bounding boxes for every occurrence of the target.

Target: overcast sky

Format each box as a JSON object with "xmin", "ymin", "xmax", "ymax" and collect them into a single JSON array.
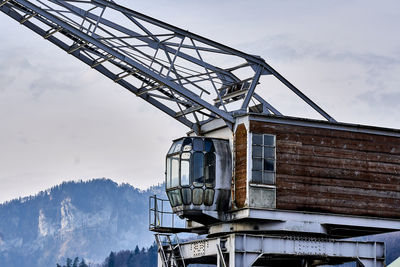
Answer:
[{"xmin": 0, "ymin": 0, "xmax": 400, "ymax": 203}]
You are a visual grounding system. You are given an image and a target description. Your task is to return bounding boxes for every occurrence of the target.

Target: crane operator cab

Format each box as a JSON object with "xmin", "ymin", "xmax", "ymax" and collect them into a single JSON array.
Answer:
[{"xmin": 165, "ymin": 137, "xmax": 231, "ymax": 225}]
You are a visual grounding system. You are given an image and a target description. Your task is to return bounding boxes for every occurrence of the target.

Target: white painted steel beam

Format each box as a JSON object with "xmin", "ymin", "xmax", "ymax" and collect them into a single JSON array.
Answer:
[
  {"xmin": 228, "ymin": 208, "xmax": 400, "ymax": 231},
  {"xmin": 221, "ymin": 208, "xmax": 400, "ymax": 238},
  {"xmin": 157, "ymin": 234, "xmax": 385, "ymax": 267}
]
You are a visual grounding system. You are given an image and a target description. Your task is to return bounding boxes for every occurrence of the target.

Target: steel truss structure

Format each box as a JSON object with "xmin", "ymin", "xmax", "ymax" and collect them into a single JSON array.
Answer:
[
  {"xmin": 0, "ymin": 0, "xmax": 336, "ymax": 134},
  {"xmin": 156, "ymin": 234, "xmax": 385, "ymax": 267}
]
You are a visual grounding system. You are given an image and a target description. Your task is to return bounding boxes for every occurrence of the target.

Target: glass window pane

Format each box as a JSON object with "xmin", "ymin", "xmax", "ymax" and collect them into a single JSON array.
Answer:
[
  {"xmin": 182, "ymin": 138, "xmax": 192, "ymax": 151},
  {"xmin": 181, "ymin": 152, "xmax": 190, "ymax": 160},
  {"xmin": 181, "ymin": 188, "xmax": 191, "ymax": 205},
  {"xmin": 264, "ymin": 159, "xmax": 275, "ymax": 171},
  {"xmin": 181, "ymin": 160, "xmax": 190, "ymax": 186},
  {"xmin": 264, "ymin": 147, "xmax": 275, "ymax": 158},
  {"xmin": 192, "ymin": 152, "xmax": 204, "ymax": 187},
  {"xmin": 253, "ymin": 158, "xmax": 262, "ymax": 171},
  {"xmin": 166, "ymin": 157, "xmax": 171, "ymax": 188},
  {"xmin": 205, "ymin": 139, "xmax": 215, "ymax": 152},
  {"xmin": 193, "ymin": 188, "xmax": 203, "ymax": 205},
  {"xmin": 171, "ymin": 156, "xmax": 179, "ymax": 187},
  {"xmin": 183, "ymin": 145, "xmax": 192, "ymax": 152},
  {"xmin": 252, "ymin": 171, "xmax": 262, "ymax": 183},
  {"xmin": 264, "ymin": 135, "xmax": 275, "ymax": 146},
  {"xmin": 205, "ymin": 153, "xmax": 216, "ymax": 188},
  {"xmin": 252, "ymin": 134, "xmax": 263, "ymax": 145},
  {"xmin": 193, "ymin": 138, "xmax": 204, "ymax": 151},
  {"xmin": 204, "ymin": 189, "xmax": 214, "ymax": 206},
  {"xmin": 182, "ymin": 137, "xmax": 192, "ymax": 146},
  {"xmin": 168, "ymin": 143, "xmax": 176, "ymax": 154},
  {"xmin": 252, "ymin": 145, "xmax": 262, "ymax": 158},
  {"xmin": 173, "ymin": 189, "xmax": 182, "ymax": 206},
  {"xmin": 167, "ymin": 191, "xmax": 175, "ymax": 207},
  {"xmin": 263, "ymin": 172, "xmax": 275, "ymax": 185},
  {"xmin": 173, "ymin": 140, "xmax": 183, "ymax": 153},
  {"xmin": 167, "ymin": 189, "xmax": 182, "ymax": 207}
]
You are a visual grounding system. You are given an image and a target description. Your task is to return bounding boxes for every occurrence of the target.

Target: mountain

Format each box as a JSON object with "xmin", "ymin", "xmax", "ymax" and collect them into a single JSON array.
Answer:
[
  {"xmin": 0, "ymin": 179, "xmax": 165, "ymax": 267},
  {"xmin": 1, "ymin": 179, "xmax": 400, "ymax": 266}
]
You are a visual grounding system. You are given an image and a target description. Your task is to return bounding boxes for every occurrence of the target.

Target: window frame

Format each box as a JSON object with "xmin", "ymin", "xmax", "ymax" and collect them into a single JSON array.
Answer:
[
  {"xmin": 166, "ymin": 137, "xmax": 217, "ymax": 207},
  {"xmin": 251, "ymin": 133, "xmax": 276, "ymax": 185},
  {"xmin": 180, "ymin": 152, "xmax": 191, "ymax": 187}
]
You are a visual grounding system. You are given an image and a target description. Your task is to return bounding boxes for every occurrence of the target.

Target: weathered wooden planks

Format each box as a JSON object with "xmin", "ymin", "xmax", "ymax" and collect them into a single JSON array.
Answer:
[
  {"xmin": 234, "ymin": 124, "xmax": 247, "ymax": 208},
  {"xmin": 250, "ymin": 120, "xmax": 400, "ymax": 219}
]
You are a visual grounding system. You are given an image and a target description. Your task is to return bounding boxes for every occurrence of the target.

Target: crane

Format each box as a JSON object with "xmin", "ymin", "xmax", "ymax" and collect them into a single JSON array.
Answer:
[{"xmin": 2, "ymin": 1, "xmax": 397, "ymax": 267}]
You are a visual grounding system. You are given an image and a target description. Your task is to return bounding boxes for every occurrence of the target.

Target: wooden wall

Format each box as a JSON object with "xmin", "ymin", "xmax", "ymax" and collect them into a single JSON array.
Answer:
[
  {"xmin": 234, "ymin": 124, "xmax": 247, "ymax": 208},
  {"xmin": 250, "ymin": 120, "xmax": 400, "ymax": 219}
]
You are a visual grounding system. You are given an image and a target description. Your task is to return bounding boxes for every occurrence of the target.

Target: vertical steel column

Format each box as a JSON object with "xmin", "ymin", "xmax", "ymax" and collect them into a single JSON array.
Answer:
[{"xmin": 228, "ymin": 234, "xmax": 235, "ymax": 267}]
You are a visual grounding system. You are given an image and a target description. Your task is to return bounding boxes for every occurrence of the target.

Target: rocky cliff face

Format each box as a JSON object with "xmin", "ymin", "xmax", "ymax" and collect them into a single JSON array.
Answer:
[{"xmin": 0, "ymin": 179, "xmax": 165, "ymax": 267}]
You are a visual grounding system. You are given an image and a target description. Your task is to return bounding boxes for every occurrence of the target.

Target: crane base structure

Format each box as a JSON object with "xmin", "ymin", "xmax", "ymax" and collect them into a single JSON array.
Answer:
[
  {"xmin": 150, "ymin": 194, "xmax": 400, "ymax": 267},
  {"xmin": 156, "ymin": 234, "xmax": 385, "ymax": 267}
]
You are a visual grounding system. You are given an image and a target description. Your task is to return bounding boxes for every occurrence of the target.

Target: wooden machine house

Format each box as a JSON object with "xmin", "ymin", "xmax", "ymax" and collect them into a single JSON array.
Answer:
[
  {"xmin": 165, "ymin": 113, "xmax": 400, "ymax": 237},
  {"xmin": 234, "ymin": 115, "xmax": 400, "ymax": 218}
]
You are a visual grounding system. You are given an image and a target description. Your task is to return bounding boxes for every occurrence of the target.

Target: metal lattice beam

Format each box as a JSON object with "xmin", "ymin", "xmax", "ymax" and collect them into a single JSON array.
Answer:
[
  {"xmin": 160, "ymin": 234, "xmax": 385, "ymax": 267},
  {"xmin": 0, "ymin": 0, "xmax": 336, "ymax": 133}
]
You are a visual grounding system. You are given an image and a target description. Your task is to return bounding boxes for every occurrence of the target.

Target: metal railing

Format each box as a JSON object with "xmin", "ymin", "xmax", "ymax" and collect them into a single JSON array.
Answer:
[{"xmin": 149, "ymin": 195, "xmax": 185, "ymax": 231}]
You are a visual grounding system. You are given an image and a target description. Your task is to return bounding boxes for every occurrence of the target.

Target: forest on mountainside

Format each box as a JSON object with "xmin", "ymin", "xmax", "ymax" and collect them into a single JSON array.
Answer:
[{"xmin": 57, "ymin": 244, "xmax": 158, "ymax": 267}]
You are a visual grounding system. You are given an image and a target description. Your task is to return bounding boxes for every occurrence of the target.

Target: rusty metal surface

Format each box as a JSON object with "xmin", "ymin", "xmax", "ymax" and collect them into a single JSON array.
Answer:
[{"xmin": 250, "ymin": 120, "xmax": 400, "ymax": 219}]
